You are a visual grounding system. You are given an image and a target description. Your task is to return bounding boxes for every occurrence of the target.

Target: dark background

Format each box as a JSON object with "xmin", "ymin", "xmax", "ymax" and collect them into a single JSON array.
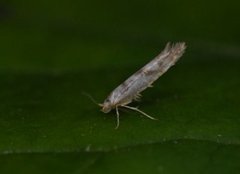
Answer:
[{"xmin": 1, "ymin": 0, "xmax": 240, "ymax": 71}]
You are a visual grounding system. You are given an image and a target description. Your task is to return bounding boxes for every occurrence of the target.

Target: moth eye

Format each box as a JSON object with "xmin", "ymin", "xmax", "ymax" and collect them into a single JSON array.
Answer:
[{"xmin": 105, "ymin": 99, "xmax": 110, "ymax": 103}]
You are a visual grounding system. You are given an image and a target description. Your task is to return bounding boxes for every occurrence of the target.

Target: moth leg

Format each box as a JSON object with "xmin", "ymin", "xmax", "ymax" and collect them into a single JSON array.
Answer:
[
  {"xmin": 122, "ymin": 105, "xmax": 157, "ymax": 120},
  {"xmin": 134, "ymin": 93, "xmax": 142, "ymax": 101},
  {"xmin": 115, "ymin": 106, "xmax": 120, "ymax": 129}
]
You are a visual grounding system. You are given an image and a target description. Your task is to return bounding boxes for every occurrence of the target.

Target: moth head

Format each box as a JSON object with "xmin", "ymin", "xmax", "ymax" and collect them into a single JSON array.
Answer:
[{"xmin": 99, "ymin": 99, "xmax": 112, "ymax": 113}]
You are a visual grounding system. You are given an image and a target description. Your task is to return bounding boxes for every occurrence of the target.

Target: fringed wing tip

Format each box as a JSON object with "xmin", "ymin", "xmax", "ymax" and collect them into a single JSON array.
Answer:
[
  {"xmin": 162, "ymin": 42, "xmax": 186, "ymax": 60},
  {"xmin": 164, "ymin": 42, "xmax": 186, "ymax": 52},
  {"xmin": 175, "ymin": 42, "xmax": 187, "ymax": 53}
]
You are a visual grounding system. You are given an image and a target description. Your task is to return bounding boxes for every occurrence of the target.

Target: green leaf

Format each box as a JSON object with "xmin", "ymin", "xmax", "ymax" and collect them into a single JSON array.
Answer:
[{"xmin": 1, "ymin": 0, "xmax": 240, "ymax": 173}]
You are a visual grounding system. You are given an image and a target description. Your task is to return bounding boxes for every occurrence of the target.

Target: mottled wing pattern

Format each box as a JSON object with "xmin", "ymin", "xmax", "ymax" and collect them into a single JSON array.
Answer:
[{"xmin": 109, "ymin": 42, "xmax": 186, "ymax": 106}]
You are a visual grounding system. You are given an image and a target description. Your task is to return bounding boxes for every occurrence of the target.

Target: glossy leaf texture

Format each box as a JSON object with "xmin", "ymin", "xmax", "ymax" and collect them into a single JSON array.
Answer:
[{"xmin": 0, "ymin": 0, "xmax": 240, "ymax": 173}]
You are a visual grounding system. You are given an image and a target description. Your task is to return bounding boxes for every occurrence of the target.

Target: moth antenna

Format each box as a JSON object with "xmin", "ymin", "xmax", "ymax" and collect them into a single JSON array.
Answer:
[{"xmin": 81, "ymin": 91, "xmax": 102, "ymax": 106}]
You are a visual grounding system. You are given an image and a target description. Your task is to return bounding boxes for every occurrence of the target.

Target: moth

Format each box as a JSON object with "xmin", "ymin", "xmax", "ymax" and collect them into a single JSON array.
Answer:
[{"xmin": 99, "ymin": 42, "xmax": 186, "ymax": 128}]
